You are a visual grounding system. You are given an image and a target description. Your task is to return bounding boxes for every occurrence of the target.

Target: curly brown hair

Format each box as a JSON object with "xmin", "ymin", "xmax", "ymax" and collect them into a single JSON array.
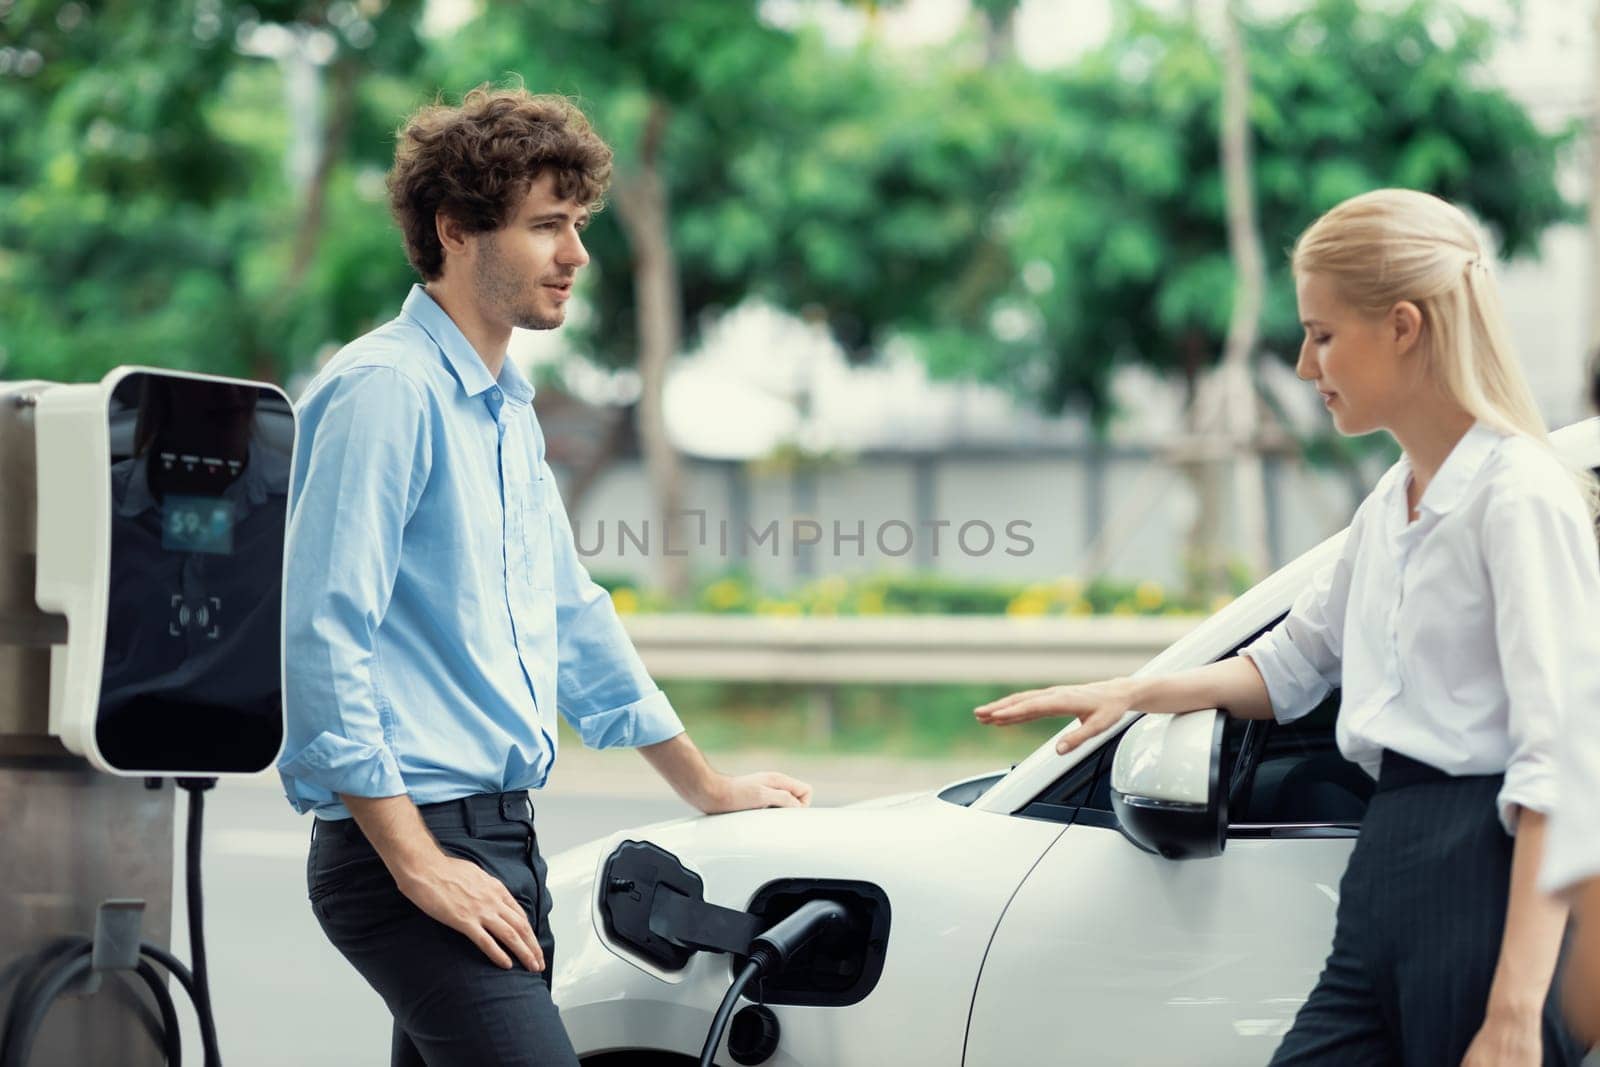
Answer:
[{"xmin": 387, "ymin": 85, "xmax": 613, "ymax": 280}]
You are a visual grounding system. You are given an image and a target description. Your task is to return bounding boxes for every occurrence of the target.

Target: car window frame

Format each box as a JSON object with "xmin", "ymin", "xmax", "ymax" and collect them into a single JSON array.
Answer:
[{"xmin": 1224, "ymin": 689, "xmax": 1362, "ymax": 841}]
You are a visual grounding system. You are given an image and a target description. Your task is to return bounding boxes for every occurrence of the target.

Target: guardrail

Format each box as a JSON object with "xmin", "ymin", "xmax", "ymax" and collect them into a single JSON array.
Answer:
[{"xmin": 620, "ymin": 613, "xmax": 1200, "ymax": 686}]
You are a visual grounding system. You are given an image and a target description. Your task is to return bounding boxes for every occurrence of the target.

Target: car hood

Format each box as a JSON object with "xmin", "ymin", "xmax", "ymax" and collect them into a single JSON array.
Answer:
[
  {"xmin": 547, "ymin": 796, "xmax": 1062, "ymax": 1062},
  {"xmin": 548, "ymin": 791, "xmax": 1065, "ymax": 975},
  {"xmin": 546, "ymin": 792, "xmax": 1067, "ymax": 1061}
]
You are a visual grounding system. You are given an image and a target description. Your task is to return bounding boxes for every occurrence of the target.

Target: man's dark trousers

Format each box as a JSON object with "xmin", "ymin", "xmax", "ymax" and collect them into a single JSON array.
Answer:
[{"xmin": 306, "ymin": 791, "xmax": 581, "ymax": 1067}]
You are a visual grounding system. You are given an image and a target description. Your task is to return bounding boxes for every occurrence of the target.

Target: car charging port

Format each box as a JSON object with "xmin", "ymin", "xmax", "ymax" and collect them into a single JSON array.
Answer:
[
  {"xmin": 700, "ymin": 899, "xmax": 848, "ymax": 1067},
  {"xmin": 735, "ymin": 879, "xmax": 891, "ymax": 1007},
  {"xmin": 598, "ymin": 842, "xmax": 892, "ymax": 1065}
]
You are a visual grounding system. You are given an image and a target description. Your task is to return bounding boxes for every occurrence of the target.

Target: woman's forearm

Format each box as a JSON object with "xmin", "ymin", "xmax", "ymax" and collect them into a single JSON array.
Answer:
[
  {"xmin": 1129, "ymin": 655, "xmax": 1277, "ymax": 721},
  {"xmin": 1486, "ymin": 810, "xmax": 1569, "ymax": 1022},
  {"xmin": 977, "ymin": 653, "xmax": 1276, "ymax": 746}
]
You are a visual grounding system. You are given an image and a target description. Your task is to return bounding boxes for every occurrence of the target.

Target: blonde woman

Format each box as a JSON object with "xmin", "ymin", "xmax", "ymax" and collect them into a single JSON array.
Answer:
[{"xmin": 978, "ymin": 189, "xmax": 1598, "ymax": 1065}]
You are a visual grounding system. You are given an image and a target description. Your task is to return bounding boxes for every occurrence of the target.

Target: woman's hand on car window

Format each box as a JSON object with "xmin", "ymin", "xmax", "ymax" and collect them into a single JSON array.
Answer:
[{"xmin": 974, "ymin": 678, "xmax": 1138, "ymax": 754}]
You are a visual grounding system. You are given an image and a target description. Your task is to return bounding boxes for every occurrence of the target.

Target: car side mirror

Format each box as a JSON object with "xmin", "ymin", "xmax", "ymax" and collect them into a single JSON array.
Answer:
[{"xmin": 1108, "ymin": 709, "xmax": 1226, "ymax": 860}]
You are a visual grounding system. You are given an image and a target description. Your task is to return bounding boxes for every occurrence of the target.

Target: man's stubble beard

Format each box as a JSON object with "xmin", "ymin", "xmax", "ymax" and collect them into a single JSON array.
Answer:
[{"xmin": 476, "ymin": 234, "xmax": 564, "ymax": 332}]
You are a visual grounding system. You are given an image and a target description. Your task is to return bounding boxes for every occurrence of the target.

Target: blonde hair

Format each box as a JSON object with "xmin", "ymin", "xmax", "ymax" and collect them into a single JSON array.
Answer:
[{"xmin": 1293, "ymin": 188, "xmax": 1600, "ymax": 519}]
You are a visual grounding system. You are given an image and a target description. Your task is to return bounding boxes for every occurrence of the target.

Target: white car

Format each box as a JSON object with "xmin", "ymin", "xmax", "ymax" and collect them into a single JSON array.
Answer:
[{"xmin": 546, "ymin": 418, "xmax": 1600, "ymax": 1067}]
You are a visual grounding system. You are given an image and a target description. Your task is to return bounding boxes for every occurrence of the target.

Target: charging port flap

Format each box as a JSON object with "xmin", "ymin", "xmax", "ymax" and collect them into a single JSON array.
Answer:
[
  {"xmin": 599, "ymin": 841, "xmax": 892, "ymax": 1009},
  {"xmin": 600, "ymin": 840, "xmax": 761, "ymax": 971}
]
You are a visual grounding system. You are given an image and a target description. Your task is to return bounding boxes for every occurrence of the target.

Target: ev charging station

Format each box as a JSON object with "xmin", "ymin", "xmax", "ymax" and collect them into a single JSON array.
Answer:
[{"xmin": 1, "ymin": 368, "xmax": 293, "ymax": 1065}]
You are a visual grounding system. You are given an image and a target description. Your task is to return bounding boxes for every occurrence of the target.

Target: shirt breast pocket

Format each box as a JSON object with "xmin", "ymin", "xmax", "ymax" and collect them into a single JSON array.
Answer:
[{"xmin": 519, "ymin": 479, "xmax": 556, "ymax": 592}]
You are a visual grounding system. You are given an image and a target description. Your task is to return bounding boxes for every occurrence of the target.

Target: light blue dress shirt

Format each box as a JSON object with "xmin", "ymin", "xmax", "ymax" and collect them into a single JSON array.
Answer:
[{"xmin": 278, "ymin": 285, "xmax": 685, "ymax": 819}]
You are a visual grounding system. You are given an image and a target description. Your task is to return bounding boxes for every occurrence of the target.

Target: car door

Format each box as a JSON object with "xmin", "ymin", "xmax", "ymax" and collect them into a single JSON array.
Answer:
[{"xmin": 963, "ymin": 692, "xmax": 1364, "ymax": 1066}]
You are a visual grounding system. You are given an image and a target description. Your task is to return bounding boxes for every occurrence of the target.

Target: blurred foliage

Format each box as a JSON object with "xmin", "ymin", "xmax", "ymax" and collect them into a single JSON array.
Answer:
[
  {"xmin": 428, "ymin": 0, "xmax": 799, "ymax": 369},
  {"xmin": 0, "ymin": 0, "xmax": 1575, "ymax": 434},
  {"xmin": 556, "ymin": 679, "xmax": 1059, "ymax": 759},
  {"xmin": 920, "ymin": 0, "xmax": 1577, "ymax": 420},
  {"xmin": 653, "ymin": 680, "xmax": 1058, "ymax": 758},
  {"xmin": 0, "ymin": 0, "xmax": 426, "ymax": 382},
  {"xmin": 590, "ymin": 567, "xmax": 1247, "ymax": 617}
]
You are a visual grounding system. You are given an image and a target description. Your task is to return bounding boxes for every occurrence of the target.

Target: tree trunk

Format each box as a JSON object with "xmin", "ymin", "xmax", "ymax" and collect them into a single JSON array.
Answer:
[
  {"xmin": 289, "ymin": 54, "xmax": 360, "ymax": 285},
  {"xmin": 611, "ymin": 99, "xmax": 691, "ymax": 602},
  {"xmin": 1589, "ymin": 0, "xmax": 1600, "ymax": 360},
  {"xmin": 1175, "ymin": 0, "xmax": 1270, "ymax": 598},
  {"xmin": 558, "ymin": 406, "xmax": 628, "ymax": 516},
  {"xmin": 257, "ymin": 44, "xmax": 360, "ymax": 384},
  {"xmin": 978, "ymin": 1, "xmax": 1019, "ymax": 66},
  {"xmin": 1217, "ymin": 0, "xmax": 1270, "ymax": 580}
]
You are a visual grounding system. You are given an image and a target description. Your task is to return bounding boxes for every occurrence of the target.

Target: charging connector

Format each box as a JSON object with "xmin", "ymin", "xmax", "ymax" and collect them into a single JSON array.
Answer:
[
  {"xmin": 599, "ymin": 842, "xmax": 889, "ymax": 1065},
  {"xmin": 698, "ymin": 900, "xmax": 847, "ymax": 1067}
]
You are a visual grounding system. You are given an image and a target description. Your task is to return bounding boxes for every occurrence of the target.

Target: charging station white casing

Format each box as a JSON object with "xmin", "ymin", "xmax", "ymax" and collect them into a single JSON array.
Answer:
[{"xmin": 34, "ymin": 365, "xmax": 293, "ymax": 777}]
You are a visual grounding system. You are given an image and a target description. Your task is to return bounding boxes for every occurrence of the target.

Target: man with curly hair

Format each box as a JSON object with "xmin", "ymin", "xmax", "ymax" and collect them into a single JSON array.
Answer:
[{"xmin": 279, "ymin": 85, "xmax": 812, "ymax": 1066}]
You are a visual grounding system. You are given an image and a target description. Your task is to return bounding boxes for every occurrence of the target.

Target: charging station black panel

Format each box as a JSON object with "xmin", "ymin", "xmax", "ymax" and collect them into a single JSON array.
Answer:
[
  {"xmin": 735, "ymin": 879, "xmax": 890, "ymax": 1007},
  {"xmin": 97, "ymin": 372, "xmax": 291, "ymax": 774}
]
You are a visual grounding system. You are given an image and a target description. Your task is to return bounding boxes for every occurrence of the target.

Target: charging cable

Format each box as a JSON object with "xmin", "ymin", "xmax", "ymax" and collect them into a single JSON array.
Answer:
[
  {"xmin": 0, "ymin": 778, "xmax": 222, "ymax": 1066},
  {"xmin": 176, "ymin": 775, "xmax": 218, "ymax": 1052},
  {"xmin": 698, "ymin": 900, "xmax": 847, "ymax": 1067}
]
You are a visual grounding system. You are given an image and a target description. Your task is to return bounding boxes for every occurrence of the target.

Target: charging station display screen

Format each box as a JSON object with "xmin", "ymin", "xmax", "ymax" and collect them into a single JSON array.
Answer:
[
  {"xmin": 98, "ymin": 372, "xmax": 291, "ymax": 774},
  {"xmin": 163, "ymin": 496, "xmax": 236, "ymax": 555}
]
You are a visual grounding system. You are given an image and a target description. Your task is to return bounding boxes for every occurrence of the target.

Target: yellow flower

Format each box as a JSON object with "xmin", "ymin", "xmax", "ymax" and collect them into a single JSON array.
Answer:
[
  {"xmin": 706, "ymin": 578, "xmax": 745, "ymax": 610},
  {"xmin": 1054, "ymin": 577, "xmax": 1084, "ymax": 600},
  {"xmin": 1007, "ymin": 593, "xmax": 1049, "ymax": 617},
  {"xmin": 757, "ymin": 599, "xmax": 802, "ymax": 617},
  {"xmin": 817, "ymin": 576, "xmax": 849, "ymax": 598},
  {"xmin": 1112, "ymin": 601, "xmax": 1137, "ymax": 616},
  {"xmin": 855, "ymin": 590, "xmax": 886, "ymax": 615},
  {"xmin": 1134, "ymin": 580, "xmax": 1165, "ymax": 611},
  {"xmin": 611, "ymin": 588, "xmax": 639, "ymax": 615},
  {"xmin": 1068, "ymin": 597, "xmax": 1093, "ymax": 616}
]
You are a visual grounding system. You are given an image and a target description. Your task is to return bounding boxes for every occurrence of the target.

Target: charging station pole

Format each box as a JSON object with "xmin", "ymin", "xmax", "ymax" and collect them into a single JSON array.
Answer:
[{"xmin": 1, "ymin": 383, "xmax": 174, "ymax": 1066}]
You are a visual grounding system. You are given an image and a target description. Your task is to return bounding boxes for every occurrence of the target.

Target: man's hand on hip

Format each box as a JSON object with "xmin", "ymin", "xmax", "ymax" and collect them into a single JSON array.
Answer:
[
  {"xmin": 341, "ymin": 792, "xmax": 544, "ymax": 973},
  {"xmin": 395, "ymin": 855, "xmax": 545, "ymax": 973}
]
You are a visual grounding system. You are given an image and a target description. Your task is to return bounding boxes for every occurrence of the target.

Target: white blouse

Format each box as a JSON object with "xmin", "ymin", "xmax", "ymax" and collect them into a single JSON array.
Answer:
[
  {"xmin": 1543, "ymin": 709, "xmax": 1600, "ymax": 894},
  {"xmin": 1241, "ymin": 421, "xmax": 1600, "ymax": 836}
]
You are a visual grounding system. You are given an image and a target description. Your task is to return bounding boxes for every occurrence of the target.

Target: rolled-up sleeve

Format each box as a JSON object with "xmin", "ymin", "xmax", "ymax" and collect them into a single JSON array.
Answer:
[
  {"xmin": 1543, "ymin": 712, "xmax": 1600, "ymax": 894},
  {"xmin": 1239, "ymin": 526, "xmax": 1359, "ymax": 725},
  {"xmin": 277, "ymin": 367, "xmax": 431, "ymax": 812},
  {"xmin": 542, "ymin": 459, "xmax": 685, "ymax": 750},
  {"xmin": 1482, "ymin": 489, "xmax": 1600, "ymax": 836}
]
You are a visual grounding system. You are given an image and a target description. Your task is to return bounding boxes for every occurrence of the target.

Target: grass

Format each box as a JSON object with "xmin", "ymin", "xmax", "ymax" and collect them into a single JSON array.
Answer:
[{"xmin": 556, "ymin": 680, "xmax": 1066, "ymax": 760}]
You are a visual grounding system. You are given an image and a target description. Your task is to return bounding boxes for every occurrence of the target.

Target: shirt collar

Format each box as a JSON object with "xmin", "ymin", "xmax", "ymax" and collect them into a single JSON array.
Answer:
[
  {"xmin": 495, "ymin": 353, "xmax": 536, "ymax": 408},
  {"xmin": 1398, "ymin": 419, "xmax": 1505, "ymax": 519},
  {"xmin": 398, "ymin": 284, "xmax": 510, "ymax": 401}
]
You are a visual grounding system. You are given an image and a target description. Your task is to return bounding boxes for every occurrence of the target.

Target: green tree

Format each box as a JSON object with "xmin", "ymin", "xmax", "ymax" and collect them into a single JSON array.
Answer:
[
  {"xmin": 429, "ymin": 8, "xmax": 1047, "ymax": 594},
  {"xmin": 1, "ymin": 1, "xmax": 259, "ymax": 381},
  {"xmin": 0, "ymin": 0, "xmax": 423, "ymax": 385},
  {"xmin": 929, "ymin": 0, "xmax": 1575, "ymax": 418},
  {"xmin": 4, "ymin": 0, "xmax": 1574, "ymax": 596},
  {"xmin": 434, "ymin": 1, "xmax": 805, "ymax": 598}
]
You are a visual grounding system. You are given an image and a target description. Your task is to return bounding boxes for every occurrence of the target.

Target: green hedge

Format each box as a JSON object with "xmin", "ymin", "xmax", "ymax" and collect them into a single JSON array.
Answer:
[{"xmin": 590, "ymin": 568, "xmax": 1253, "ymax": 618}]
